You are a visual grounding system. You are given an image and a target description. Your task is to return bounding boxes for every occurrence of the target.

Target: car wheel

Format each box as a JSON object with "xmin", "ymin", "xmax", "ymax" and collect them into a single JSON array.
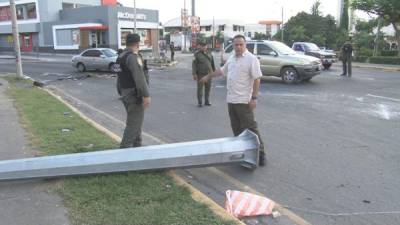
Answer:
[
  {"xmin": 109, "ymin": 63, "xmax": 118, "ymax": 73},
  {"xmin": 281, "ymin": 67, "xmax": 299, "ymax": 84},
  {"xmin": 77, "ymin": 63, "xmax": 86, "ymax": 72},
  {"xmin": 323, "ymin": 64, "xmax": 331, "ymax": 70}
]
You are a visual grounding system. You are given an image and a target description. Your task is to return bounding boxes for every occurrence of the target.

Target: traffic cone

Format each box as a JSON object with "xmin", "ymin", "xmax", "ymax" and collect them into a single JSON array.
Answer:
[{"xmin": 225, "ymin": 190, "xmax": 275, "ymax": 218}]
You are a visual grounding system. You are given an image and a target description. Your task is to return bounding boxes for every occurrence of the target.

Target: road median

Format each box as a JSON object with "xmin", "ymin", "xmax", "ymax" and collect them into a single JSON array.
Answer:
[{"xmin": 4, "ymin": 75, "xmax": 238, "ymax": 225}]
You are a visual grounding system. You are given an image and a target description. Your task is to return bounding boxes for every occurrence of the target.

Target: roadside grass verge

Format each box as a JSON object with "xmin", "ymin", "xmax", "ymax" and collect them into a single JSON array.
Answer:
[{"xmin": 4, "ymin": 76, "xmax": 235, "ymax": 225}]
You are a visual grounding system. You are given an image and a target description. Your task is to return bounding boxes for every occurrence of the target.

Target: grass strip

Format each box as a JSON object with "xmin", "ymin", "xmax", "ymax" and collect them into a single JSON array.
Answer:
[{"xmin": 5, "ymin": 77, "xmax": 235, "ymax": 225}]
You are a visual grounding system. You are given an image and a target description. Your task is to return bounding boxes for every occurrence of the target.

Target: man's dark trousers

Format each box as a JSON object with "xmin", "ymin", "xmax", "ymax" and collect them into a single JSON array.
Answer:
[
  {"xmin": 342, "ymin": 55, "xmax": 352, "ymax": 77},
  {"xmin": 228, "ymin": 103, "xmax": 265, "ymax": 153},
  {"xmin": 197, "ymin": 78, "xmax": 211, "ymax": 105},
  {"xmin": 120, "ymin": 89, "xmax": 144, "ymax": 148}
]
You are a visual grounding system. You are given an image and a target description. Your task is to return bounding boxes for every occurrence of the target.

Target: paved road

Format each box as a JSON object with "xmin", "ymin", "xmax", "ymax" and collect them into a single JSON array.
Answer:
[{"xmin": 1, "ymin": 56, "xmax": 400, "ymax": 225}]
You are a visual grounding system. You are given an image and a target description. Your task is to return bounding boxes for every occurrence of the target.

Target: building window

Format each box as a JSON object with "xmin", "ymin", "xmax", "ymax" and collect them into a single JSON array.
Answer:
[
  {"xmin": 121, "ymin": 30, "xmax": 132, "ymax": 46},
  {"xmin": 26, "ymin": 3, "xmax": 36, "ymax": 19},
  {"xmin": 16, "ymin": 5, "xmax": 24, "ymax": 20},
  {"xmin": 219, "ymin": 25, "xmax": 225, "ymax": 31},
  {"xmin": 24, "ymin": 35, "xmax": 31, "ymax": 46},
  {"xmin": 121, "ymin": 29, "xmax": 147, "ymax": 47},
  {"xmin": 101, "ymin": 31, "xmax": 107, "ymax": 45},
  {"xmin": 0, "ymin": 6, "xmax": 11, "ymax": 22},
  {"xmin": 0, "ymin": 2, "xmax": 37, "ymax": 22},
  {"xmin": 233, "ymin": 25, "xmax": 237, "ymax": 32},
  {"xmin": 205, "ymin": 26, "xmax": 211, "ymax": 31},
  {"xmin": 56, "ymin": 29, "xmax": 74, "ymax": 46},
  {"xmin": 62, "ymin": 3, "xmax": 75, "ymax": 9},
  {"xmin": 72, "ymin": 29, "xmax": 80, "ymax": 45},
  {"xmin": 266, "ymin": 25, "xmax": 271, "ymax": 33}
]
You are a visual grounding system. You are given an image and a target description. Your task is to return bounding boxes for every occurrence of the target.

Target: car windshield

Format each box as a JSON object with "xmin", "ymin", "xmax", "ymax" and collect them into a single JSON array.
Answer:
[
  {"xmin": 102, "ymin": 49, "xmax": 118, "ymax": 57},
  {"xmin": 270, "ymin": 42, "xmax": 297, "ymax": 55},
  {"xmin": 304, "ymin": 43, "xmax": 320, "ymax": 51}
]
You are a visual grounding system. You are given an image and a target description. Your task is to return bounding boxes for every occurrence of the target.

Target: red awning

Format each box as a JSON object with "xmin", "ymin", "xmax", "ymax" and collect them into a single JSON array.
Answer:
[{"xmin": 79, "ymin": 25, "xmax": 108, "ymax": 30}]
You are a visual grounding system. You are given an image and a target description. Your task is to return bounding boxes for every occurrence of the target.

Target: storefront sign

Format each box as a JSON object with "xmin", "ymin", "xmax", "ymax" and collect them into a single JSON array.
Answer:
[{"xmin": 117, "ymin": 12, "xmax": 146, "ymax": 21}]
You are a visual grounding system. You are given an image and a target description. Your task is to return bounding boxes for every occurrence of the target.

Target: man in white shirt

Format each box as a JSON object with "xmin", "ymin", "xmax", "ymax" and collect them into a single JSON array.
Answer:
[{"xmin": 200, "ymin": 34, "xmax": 265, "ymax": 166}]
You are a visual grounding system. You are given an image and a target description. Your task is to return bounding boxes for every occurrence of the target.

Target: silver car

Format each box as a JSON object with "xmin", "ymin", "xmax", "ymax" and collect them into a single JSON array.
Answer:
[
  {"xmin": 222, "ymin": 40, "xmax": 322, "ymax": 83},
  {"xmin": 72, "ymin": 48, "xmax": 118, "ymax": 72}
]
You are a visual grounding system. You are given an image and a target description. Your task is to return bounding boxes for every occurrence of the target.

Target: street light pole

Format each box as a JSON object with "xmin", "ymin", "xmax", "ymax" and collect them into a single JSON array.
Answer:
[
  {"xmin": 183, "ymin": 0, "xmax": 187, "ymax": 52},
  {"xmin": 10, "ymin": 0, "xmax": 23, "ymax": 78},
  {"xmin": 281, "ymin": 6, "xmax": 284, "ymax": 42},
  {"xmin": 133, "ymin": 0, "xmax": 137, "ymax": 33},
  {"xmin": 191, "ymin": 0, "xmax": 195, "ymax": 16}
]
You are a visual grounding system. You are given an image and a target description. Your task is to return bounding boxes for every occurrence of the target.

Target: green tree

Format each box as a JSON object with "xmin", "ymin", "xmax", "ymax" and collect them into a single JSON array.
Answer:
[
  {"xmin": 216, "ymin": 31, "xmax": 224, "ymax": 44},
  {"xmin": 311, "ymin": 0, "xmax": 322, "ymax": 16},
  {"xmin": 352, "ymin": 0, "xmax": 400, "ymax": 56},
  {"xmin": 355, "ymin": 19, "xmax": 378, "ymax": 33},
  {"xmin": 310, "ymin": 34, "xmax": 326, "ymax": 46},
  {"xmin": 273, "ymin": 11, "xmax": 340, "ymax": 49},
  {"xmin": 254, "ymin": 32, "xmax": 268, "ymax": 40},
  {"xmin": 289, "ymin": 25, "xmax": 307, "ymax": 43}
]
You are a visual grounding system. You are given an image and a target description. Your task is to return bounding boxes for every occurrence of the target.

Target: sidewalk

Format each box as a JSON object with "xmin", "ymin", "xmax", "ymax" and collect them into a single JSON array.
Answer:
[
  {"xmin": 352, "ymin": 62, "xmax": 400, "ymax": 71},
  {"xmin": 0, "ymin": 51, "xmax": 73, "ymax": 62},
  {"xmin": 0, "ymin": 78, "xmax": 70, "ymax": 225},
  {"xmin": 331, "ymin": 61, "xmax": 400, "ymax": 72}
]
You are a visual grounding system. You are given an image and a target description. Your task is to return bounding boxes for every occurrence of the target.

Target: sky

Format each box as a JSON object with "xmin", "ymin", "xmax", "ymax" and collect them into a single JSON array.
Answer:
[{"xmin": 119, "ymin": 0, "xmax": 341, "ymax": 24}]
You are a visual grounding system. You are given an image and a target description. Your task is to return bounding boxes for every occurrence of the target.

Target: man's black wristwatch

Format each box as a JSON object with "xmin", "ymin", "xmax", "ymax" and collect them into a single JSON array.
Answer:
[{"xmin": 251, "ymin": 96, "xmax": 258, "ymax": 100}]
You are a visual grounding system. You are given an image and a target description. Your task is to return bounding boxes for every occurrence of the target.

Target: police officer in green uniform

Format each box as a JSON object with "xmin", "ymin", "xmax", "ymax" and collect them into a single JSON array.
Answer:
[
  {"xmin": 192, "ymin": 41, "xmax": 216, "ymax": 107},
  {"xmin": 117, "ymin": 33, "xmax": 150, "ymax": 148},
  {"xmin": 340, "ymin": 37, "xmax": 353, "ymax": 77}
]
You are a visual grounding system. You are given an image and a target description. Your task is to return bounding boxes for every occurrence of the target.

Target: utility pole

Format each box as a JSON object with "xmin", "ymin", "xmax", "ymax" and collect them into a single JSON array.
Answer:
[
  {"xmin": 10, "ymin": 0, "xmax": 23, "ymax": 77},
  {"xmin": 212, "ymin": 16, "xmax": 215, "ymax": 49},
  {"xmin": 191, "ymin": 0, "xmax": 195, "ymax": 51},
  {"xmin": 182, "ymin": 0, "xmax": 187, "ymax": 52},
  {"xmin": 281, "ymin": 6, "xmax": 284, "ymax": 42},
  {"xmin": 191, "ymin": 0, "xmax": 195, "ymax": 16},
  {"xmin": 133, "ymin": 0, "xmax": 137, "ymax": 32}
]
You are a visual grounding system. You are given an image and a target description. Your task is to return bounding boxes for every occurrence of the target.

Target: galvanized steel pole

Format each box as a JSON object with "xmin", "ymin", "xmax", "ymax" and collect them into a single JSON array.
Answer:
[{"xmin": 0, "ymin": 130, "xmax": 260, "ymax": 181}]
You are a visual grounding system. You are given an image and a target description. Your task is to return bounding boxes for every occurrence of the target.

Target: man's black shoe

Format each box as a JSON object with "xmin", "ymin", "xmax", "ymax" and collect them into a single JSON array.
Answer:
[
  {"xmin": 340, "ymin": 74, "xmax": 347, "ymax": 76},
  {"xmin": 198, "ymin": 103, "xmax": 202, "ymax": 107},
  {"xmin": 259, "ymin": 151, "xmax": 266, "ymax": 166},
  {"xmin": 205, "ymin": 102, "xmax": 212, "ymax": 106}
]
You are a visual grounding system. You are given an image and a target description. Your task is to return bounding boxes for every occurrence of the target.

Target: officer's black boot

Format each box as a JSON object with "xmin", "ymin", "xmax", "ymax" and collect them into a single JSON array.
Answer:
[{"xmin": 205, "ymin": 100, "xmax": 211, "ymax": 106}]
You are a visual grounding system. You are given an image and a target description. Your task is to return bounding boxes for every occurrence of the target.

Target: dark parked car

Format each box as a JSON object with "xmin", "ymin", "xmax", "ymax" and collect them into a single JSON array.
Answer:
[{"xmin": 292, "ymin": 42, "xmax": 336, "ymax": 70}]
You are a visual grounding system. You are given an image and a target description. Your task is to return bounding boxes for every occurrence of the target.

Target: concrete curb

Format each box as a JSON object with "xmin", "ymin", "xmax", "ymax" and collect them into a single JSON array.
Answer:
[
  {"xmin": 41, "ymin": 87, "xmax": 245, "ymax": 225},
  {"xmin": 352, "ymin": 65, "xmax": 400, "ymax": 72},
  {"xmin": 333, "ymin": 63, "xmax": 400, "ymax": 72},
  {"xmin": 0, "ymin": 55, "xmax": 64, "ymax": 62}
]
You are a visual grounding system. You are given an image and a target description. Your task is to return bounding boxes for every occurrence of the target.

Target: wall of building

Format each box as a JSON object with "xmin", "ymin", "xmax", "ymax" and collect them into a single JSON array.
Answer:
[{"xmin": 0, "ymin": 1, "xmax": 159, "ymax": 52}]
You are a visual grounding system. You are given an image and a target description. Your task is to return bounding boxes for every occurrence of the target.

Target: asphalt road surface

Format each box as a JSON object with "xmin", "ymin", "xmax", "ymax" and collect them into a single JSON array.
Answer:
[{"xmin": 1, "ymin": 55, "xmax": 399, "ymax": 225}]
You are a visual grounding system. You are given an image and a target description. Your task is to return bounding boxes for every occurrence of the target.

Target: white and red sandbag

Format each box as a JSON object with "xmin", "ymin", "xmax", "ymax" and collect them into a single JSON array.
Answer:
[{"xmin": 225, "ymin": 190, "xmax": 275, "ymax": 218}]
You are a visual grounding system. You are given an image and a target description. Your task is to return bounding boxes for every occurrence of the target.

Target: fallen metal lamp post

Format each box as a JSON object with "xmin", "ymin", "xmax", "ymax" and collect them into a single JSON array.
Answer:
[{"xmin": 0, "ymin": 130, "xmax": 259, "ymax": 181}]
